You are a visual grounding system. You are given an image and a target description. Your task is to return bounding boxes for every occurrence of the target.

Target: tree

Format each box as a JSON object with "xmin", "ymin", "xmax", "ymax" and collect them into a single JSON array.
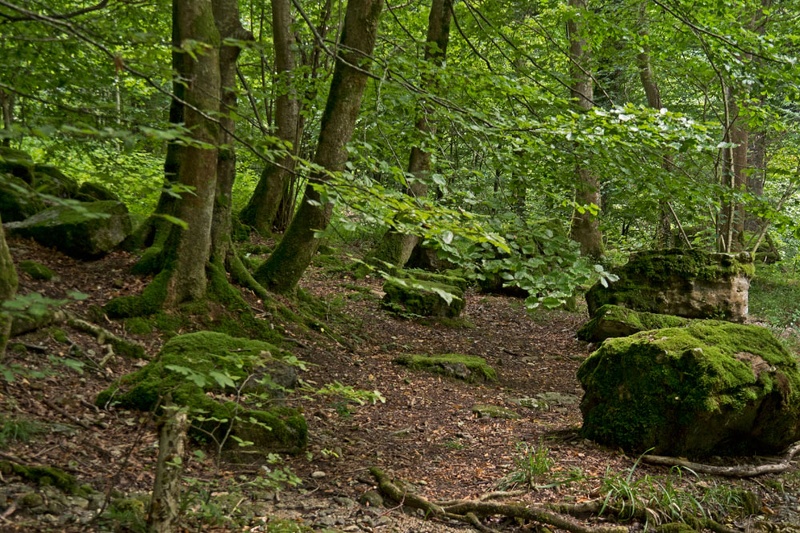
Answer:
[
  {"xmin": 0, "ymin": 217, "xmax": 17, "ymax": 359},
  {"xmin": 254, "ymin": 0, "xmax": 385, "ymax": 294},
  {"xmin": 238, "ymin": 0, "xmax": 302, "ymax": 236},
  {"xmin": 567, "ymin": 0, "xmax": 603, "ymax": 259},
  {"xmin": 368, "ymin": 0, "xmax": 454, "ymax": 269}
]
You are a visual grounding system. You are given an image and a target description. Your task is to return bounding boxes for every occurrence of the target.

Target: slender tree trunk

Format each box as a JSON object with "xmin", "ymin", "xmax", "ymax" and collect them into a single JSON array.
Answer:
[
  {"xmin": 369, "ymin": 0, "xmax": 453, "ymax": 268},
  {"xmin": 720, "ymin": 86, "xmax": 748, "ymax": 252},
  {"xmin": 239, "ymin": 0, "xmax": 301, "ymax": 235},
  {"xmin": 0, "ymin": 90, "xmax": 13, "ymax": 148},
  {"xmin": 567, "ymin": 0, "xmax": 603, "ymax": 259},
  {"xmin": 147, "ymin": 404, "xmax": 189, "ymax": 533},
  {"xmin": 0, "ymin": 217, "xmax": 17, "ymax": 359},
  {"xmin": 635, "ymin": 4, "xmax": 674, "ymax": 248},
  {"xmin": 254, "ymin": 0, "xmax": 384, "ymax": 293},
  {"xmin": 160, "ymin": 0, "xmax": 221, "ymax": 305},
  {"xmin": 211, "ymin": 0, "xmax": 252, "ymax": 264}
]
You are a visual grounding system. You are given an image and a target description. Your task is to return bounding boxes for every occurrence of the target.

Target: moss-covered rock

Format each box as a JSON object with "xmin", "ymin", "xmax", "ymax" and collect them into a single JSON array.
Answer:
[
  {"xmin": 585, "ymin": 249, "xmax": 753, "ymax": 322},
  {"xmin": 18, "ymin": 260, "xmax": 57, "ymax": 281},
  {"xmin": 75, "ymin": 181, "xmax": 120, "ymax": 202},
  {"xmin": 382, "ymin": 277, "xmax": 465, "ymax": 318},
  {"xmin": 96, "ymin": 331, "xmax": 306, "ymax": 453},
  {"xmin": 32, "ymin": 164, "xmax": 79, "ymax": 198},
  {"xmin": 5, "ymin": 200, "xmax": 133, "ymax": 259},
  {"xmin": 0, "ymin": 147, "xmax": 34, "ymax": 183},
  {"xmin": 0, "ymin": 174, "xmax": 45, "ymax": 222},
  {"xmin": 394, "ymin": 353, "xmax": 496, "ymax": 382},
  {"xmin": 578, "ymin": 321, "xmax": 800, "ymax": 457},
  {"xmin": 577, "ymin": 304, "xmax": 690, "ymax": 342},
  {"xmin": 471, "ymin": 404, "xmax": 521, "ymax": 419},
  {"xmin": 0, "ymin": 461, "xmax": 86, "ymax": 495}
]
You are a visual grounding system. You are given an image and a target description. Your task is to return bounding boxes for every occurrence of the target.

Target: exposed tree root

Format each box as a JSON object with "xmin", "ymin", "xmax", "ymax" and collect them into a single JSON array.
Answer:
[
  {"xmin": 642, "ymin": 441, "xmax": 800, "ymax": 477},
  {"xmin": 369, "ymin": 467, "xmax": 627, "ymax": 533},
  {"xmin": 11, "ymin": 309, "xmax": 146, "ymax": 359}
]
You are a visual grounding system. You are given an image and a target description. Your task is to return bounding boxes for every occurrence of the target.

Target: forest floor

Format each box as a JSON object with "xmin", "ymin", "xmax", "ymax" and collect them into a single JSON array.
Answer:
[{"xmin": 2, "ymin": 237, "xmax": 800, "ymax": 532}]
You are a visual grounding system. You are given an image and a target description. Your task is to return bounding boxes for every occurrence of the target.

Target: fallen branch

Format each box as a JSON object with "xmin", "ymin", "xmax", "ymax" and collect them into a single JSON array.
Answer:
[
  {"xmin": 642, "ymin": 441, "xmax": 800, "ymax": 478},
  {"xmin": 369, "ymin": 467, "xmax": 627, "ymax": 533}
]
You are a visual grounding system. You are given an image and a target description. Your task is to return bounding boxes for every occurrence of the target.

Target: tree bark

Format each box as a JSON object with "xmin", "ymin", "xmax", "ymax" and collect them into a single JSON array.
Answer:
[
  {"xmin": 0, "ymin": 90, "xmax": 13, "ymax": 148},
  {"xmin": 160, "ymin": 0, "xmax": 221, "ymax": 305},
  {"xmin": 369, "ymin": 0, "xmax": 453, "ymax": 269},
  {"xmin": 567, "ymin": 0, "xmax": 603, "ymax": 259},
  {"xmin": 239, "ymin": 0, "xmax": 301, "ymax": 236},
  {"xmin": 147, "ymin": 404, "xmax": 189, "ymax": 533},
  {"xmin": 0, "ymin": 216, "xmax": 17, "ymax": 359},
  {"xmin": 254, "ymin": 0, "xmax": 384, "ymax": 294},
  {"xmin": 720, "ymin": 85, "xmax": 748, "ymax": 252},
  {"xmin": 210, "ymin": 0, "xmax": 252, "ymax": 265}
]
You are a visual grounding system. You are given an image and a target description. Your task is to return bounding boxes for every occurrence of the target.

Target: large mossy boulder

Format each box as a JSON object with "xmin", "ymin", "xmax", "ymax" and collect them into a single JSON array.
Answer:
[
  {"xmin": 585, "ymin": 249, "xmax": 753, "ymax": 322},
  {"xmin": 577, "ymin": 304, "xmax": 691, "ymax": 342},
  {"xmin": 382, "ymin": 273, "xmax": 466, "ymax": 318},
  {"xmin": 96, "ymin": 332, "xmax": 307, "ymax": 454},
  {"xmin": 578, "ymin": 321, "xmax": 800, "ymax": 457},
  {"xmin": 5, "ymin": 200, "xmax": 132, "ymax": 258},
  {"xmin": 0, "ymin": 147, "xmax": 35, "ymax": 183}
]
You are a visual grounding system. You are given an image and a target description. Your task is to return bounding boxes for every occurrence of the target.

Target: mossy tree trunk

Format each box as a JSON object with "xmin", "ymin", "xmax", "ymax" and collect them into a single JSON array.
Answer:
[
  {"xmin": 567, "ymin": 0, "xmax": 604, "ymax": 259},
  {"xmin": 238, "ymin": 0, "xmax": 301, "ymax": 236},
  {"xmin": 368, "ymin": 0, "xmax": 453, "ymax": 269},
  {"xmin": 0, "ymin": 217, "xmax": 17, "ymax": 359},
  {"xmin": 254, "ymin": 0, "xmax": 384, "ymax": 294},
  {"xmin": 210, "ymin": 0, "xmax": 252, "ymax": 266},
  {"xmin": 160, "ymin": 0, "xmax": 221, "ymax": 306}
]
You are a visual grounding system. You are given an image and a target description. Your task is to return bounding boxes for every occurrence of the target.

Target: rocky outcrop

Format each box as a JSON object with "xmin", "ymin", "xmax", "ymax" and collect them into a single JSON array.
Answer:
[
  {"xmin": 382, "ymin": 271, "xmax": 466, "ymax": 318},
  {"xmin": 585, "ymin": 249, "xmax": 753, "ymax": 322},
  {"xmin": 5, "ymin": 200, "xmax": 132, "ymax": 259},
  {"xmin": 577, "ymin": 304, "xmax": 690, "ymax": 342},
  {"xmin": 578, "ymin": 321, "xmax": 800, "ymax": 457}
]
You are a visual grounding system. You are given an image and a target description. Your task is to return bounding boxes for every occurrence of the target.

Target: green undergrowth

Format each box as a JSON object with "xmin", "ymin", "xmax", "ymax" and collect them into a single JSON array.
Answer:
[
  {"xmin": 750, "ymin": 263, "xmax": 800, "ymax": 339},
  {"xmin": 0, "ymin": 416, "xmax": 45, "ymax": 448}
]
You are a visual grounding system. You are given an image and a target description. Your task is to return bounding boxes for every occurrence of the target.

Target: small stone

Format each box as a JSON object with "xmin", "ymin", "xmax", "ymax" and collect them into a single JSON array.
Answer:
[
  {"xmin": 19, "ymin": 492, "xmax": 44, "ymax": 508},
  {"xmin": 358, "ymin": 490, "xmax": 383, "ymax": 508},
  {"xmin": 333, "ymin": 496, "xmax": 356, "ymax": 507},
  {"xmin": 311, "ymin": 470, "xmax": 327, "ymax": 479}
]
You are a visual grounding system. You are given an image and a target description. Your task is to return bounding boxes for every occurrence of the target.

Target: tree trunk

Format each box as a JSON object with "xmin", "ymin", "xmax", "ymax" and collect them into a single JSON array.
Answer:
[
  {"xmin": 254, "ymin": 0, "xmax": 384, "ymax": 293},
  {"xmin": 239, "ymin": 0, "xmax": 301, "ymax": 236},
  {"xmin": 0, "ymin": 90, "xmax": 13, "ymax": 148},
  {"xmin": 635, "ymin": 4, "xmax": 674, "ymax": 249},
  {"xmin": 210, "ymin": 0, "xmax": 251, "ymax": 265},
  {"xmin": 369, "ymin": 0, "xmax": 453, "ymax": 268},
  {"xmin": 567, "ymin": 0, "xmax": 603, "ymax": 259},
  {"xmin": 720, "ymin": 85, "xmax": 748, "ymax": 252},
  {"xmin": 0, "ymin": 217, "xmax": 17, "ymax": 359},
  {"xmin": 160, "ymin": 0, "xmax": 221, "ymax": 305},
  {"xmin": 147, "ymin": 404, "xmax": 189, "ymax": 533}
]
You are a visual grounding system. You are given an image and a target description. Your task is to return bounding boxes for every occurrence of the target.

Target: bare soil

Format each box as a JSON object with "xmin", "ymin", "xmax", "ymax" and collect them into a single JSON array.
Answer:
[{"xmin": 1, "ymin": 237, "xmax": 799, "ymax": 532}]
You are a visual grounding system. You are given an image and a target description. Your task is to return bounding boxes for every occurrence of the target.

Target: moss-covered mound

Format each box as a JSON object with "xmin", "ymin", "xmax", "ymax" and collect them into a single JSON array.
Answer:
[
  {"xmin": 577, "ymin": 304, "xmax": 690, "ymax": 342},
  {"xmin": 585, "ymin": 249, "xmax": 753, "ymax": 321},
  {"xmin": 394, "ymin": 353, "xmax": 496, "ymax": 382},
  {"xmin": 578, "ymin": 321, "xmax": 800, "ymax": 457},
  {"xmin": 382, "ymin": 276, "xmax": 465, "ymax": 318},
  {"xmin": 18, "ymin": 260, "xmax": 57, "ymax": 281},
  {"xmin": 96, "ymin": 332, "xmax": 306, "ymax": 453}
]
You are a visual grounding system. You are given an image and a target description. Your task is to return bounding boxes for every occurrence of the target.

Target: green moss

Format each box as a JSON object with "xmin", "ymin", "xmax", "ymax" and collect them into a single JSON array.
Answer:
[
  {"xmin": 131, "ymin": 245, "xmax": 165, "ymax": 275},
  {"xmin": 96, "ymin": 331, "xmax": 306, "ymax": 453},
  {"xmin": 471, "ymin": 404, "xmax": 521, "ymax": 419},
  {"xmin": 18, "ymin": 260, "xmax": 56, "ymax": 281},
  {"xmin": 577, "ymin": 305, "xmax": 690, "ymax": 342},
  {"xmin": 578, "ymin": 321, "xmax": 800, "ymax": 456},
  {"xmin": 19, "ymin": 492, "xmax": 44, "ymax": 508},
  {"xmin": 125, "ymin": 317, "xmax": 153, "ymax": 335},
  {"xmin": 394, "ymin": 353, "xmax": 496, "ymax": 382},
  {"xmin": 3, "ymin": 462, "xmax": 84, "ymax": 495},
  {"xmin": 104, "ymin": 269, "xmax": 170, "ymax": 318},
  {"xmin": 51, "ymin": 328, "xmax": 70, "ymax": 344}
]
